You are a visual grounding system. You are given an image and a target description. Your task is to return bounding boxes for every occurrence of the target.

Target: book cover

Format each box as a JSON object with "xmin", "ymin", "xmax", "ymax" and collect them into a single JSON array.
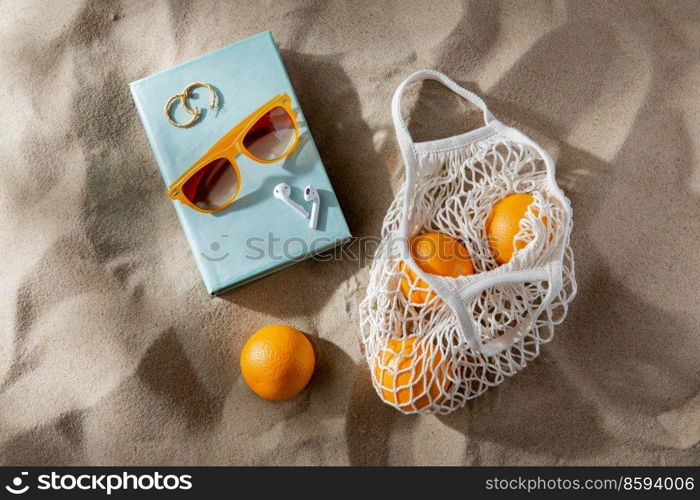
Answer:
[{"xmin": 130, "ymin": 31, "xmax": 350, "ymax": 295}]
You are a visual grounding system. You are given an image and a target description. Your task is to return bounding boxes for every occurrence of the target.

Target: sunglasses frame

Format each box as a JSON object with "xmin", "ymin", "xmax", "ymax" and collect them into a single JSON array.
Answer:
[{"xmin": 167, "ymin": 93, "xmax": 300, "ymax": 213}]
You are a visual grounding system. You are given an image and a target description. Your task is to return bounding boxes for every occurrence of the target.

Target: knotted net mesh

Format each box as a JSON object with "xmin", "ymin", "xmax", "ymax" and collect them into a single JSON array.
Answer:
[{"xmin": 359, "ymin": 137, "xmax": 576, "ymax": 414}]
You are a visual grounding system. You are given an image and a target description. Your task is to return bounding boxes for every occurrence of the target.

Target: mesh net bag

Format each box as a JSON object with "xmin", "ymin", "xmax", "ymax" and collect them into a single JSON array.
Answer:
[{"xmin": 359, "ymin": 71, "xmax": 576, "ymax": 415}]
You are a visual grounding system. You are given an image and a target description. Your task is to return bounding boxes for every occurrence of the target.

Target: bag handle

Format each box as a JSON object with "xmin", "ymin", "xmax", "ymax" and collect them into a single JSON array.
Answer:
[
  {"xmin": 449, "ymin": 260, "xmax": 563, "ymax": 357},
  {"xmin": 391, "ymin": 69, "xmax": 569, "ymax": 222},
  {"xmin": 391, "ymin": 70, "xmax": 495, "ymax": 178}
]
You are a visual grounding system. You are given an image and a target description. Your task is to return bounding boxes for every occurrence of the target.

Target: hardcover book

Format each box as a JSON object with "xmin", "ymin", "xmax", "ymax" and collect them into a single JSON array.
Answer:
[{"xmin": 130, "ymin": 31, "xmax": 350, "ymax": 295}]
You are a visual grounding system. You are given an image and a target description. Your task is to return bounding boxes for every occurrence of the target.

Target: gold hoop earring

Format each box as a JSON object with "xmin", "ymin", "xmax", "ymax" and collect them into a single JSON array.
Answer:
[
  {"xmin": 164, "ymin": 93, "xmax": 199, "ymax": 129},
  {"xmin": 164, "ymin": 81, "xmax": 218, "ymax": 129},
  {"xmin": 180, "ymin": 81, "xmax": 218, "ymax": 116}
]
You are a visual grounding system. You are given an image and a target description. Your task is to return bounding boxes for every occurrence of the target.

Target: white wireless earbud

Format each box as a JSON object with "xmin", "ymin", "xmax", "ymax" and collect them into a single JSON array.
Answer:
[
  {"xmin": 273, "ymin": 183, "xmax": 309, "ymax": 219},
  {"xmin": 304, "ymin": 185, "xmax": 320, "ymax": 230}
]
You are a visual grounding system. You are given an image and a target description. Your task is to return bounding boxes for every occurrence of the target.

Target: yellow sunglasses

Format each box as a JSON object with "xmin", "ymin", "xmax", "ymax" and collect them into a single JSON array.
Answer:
[{"xmin": 167, "ymin": 93, "xmax": 300, "ymax": 213}]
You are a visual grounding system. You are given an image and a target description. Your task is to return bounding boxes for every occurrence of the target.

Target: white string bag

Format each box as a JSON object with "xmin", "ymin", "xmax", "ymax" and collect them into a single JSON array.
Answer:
[{"xmin": 359, "ymin": 70, "xmax": 576, "ymax": 415}]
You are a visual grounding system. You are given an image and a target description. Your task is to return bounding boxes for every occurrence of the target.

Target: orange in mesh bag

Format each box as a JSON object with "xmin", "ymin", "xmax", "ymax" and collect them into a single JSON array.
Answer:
[
  {"xmin": 359, "ymin": 70, "xmax": 576, "ymax": 414},
  {"xmin": 373, "ymin": 336, "xmax": 453, "ymax": 412}
]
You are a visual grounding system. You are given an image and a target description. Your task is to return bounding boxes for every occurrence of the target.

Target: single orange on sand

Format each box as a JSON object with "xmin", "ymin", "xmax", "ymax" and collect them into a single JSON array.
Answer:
[
  {"xmin": 486, "ymin": 193, "xmax": 539, "ymax": 265},
  {"xmin": 240, "ymin": 325, "xmax": 315, "ymax": 401},
  {"xmin": 373, "ymin": 337, "xmax": 452, "ymax": 412},
  {"xmin": 399, "ymin": 232, "xmax": 474, "ymax": 305}
]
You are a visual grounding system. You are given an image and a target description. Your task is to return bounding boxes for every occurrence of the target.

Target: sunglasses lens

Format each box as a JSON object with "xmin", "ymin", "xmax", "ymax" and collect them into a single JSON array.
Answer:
[
  {"xmin": 243, "ymin": 106, "xmax": 296, "ymax": 160},
  {"xmin": 181, "ymin": 158, "xmax": 238, "ymax": 210}
]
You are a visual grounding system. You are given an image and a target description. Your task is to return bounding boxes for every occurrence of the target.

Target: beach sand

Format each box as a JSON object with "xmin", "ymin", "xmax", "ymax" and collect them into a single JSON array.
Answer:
[{"xmin": 0, "ymin": 0, "xmax": 698, "ymax": 465}]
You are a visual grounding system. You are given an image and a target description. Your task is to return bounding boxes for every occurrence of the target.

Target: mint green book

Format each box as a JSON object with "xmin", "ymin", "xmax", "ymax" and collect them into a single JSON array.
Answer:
[{"xmin": 130, "ymin": 32, "xmax": 350, "ymax": 295}]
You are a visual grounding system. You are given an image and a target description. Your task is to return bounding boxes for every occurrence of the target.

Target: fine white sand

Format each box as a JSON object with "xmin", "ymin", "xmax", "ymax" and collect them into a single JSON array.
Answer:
[{"xmin": 0, "ymin": 0, "xmax": 698, "ymax": 465}]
